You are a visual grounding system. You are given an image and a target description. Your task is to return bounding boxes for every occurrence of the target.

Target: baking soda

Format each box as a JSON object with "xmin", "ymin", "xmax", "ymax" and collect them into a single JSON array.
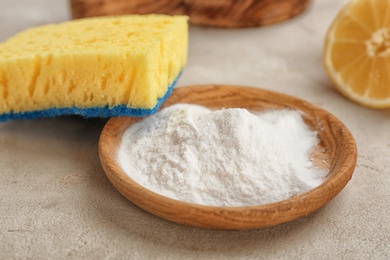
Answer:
[{"xmin": 118, "ymin": 104, "xmax": 326, "ymax": 207}]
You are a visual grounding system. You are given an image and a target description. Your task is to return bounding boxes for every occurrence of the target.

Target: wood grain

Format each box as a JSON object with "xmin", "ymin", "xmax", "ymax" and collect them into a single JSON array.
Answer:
[
  {"xmin": 98, "ymin": 85, "xmax": 357, "ymax": 230},
  {"xmin": 70, "ymin": 0, "xmax": 311, "ymax": 28}
]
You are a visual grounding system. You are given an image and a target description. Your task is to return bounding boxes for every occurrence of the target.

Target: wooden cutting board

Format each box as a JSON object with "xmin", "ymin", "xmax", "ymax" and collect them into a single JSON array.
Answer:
[{"xmin": 70, "ymin": 0, "xmax": 311, "ymax": 28}]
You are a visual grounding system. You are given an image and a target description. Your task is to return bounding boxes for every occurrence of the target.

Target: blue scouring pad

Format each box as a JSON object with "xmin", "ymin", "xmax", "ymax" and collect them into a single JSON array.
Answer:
[{"xmin": 0, "ymin": 72, "xmax": 180, "ymax": 122}]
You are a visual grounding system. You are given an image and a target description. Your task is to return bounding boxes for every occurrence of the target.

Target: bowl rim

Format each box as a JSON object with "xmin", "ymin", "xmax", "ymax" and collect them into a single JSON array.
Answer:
[{"xmin": 98, "ymin": 84, "xmax": 357, "ymax": 230}]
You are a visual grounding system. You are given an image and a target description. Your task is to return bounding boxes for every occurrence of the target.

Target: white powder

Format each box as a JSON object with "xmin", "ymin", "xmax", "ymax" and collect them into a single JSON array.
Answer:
[{"xmin": 118, "ymin": 104, "xmax": 326, "ymax": 207}]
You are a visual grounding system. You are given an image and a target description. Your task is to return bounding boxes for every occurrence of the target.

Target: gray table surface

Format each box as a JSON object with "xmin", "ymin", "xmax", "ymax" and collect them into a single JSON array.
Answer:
[{"xmin": 1, "ymin": 0, "xmax": 389, "ymax": 259}]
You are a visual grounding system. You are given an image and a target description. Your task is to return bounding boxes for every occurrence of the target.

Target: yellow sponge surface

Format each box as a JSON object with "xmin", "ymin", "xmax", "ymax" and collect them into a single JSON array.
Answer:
[{"xmin": 0, "ymin": 14, "xmax": 188, "ymax": 117}]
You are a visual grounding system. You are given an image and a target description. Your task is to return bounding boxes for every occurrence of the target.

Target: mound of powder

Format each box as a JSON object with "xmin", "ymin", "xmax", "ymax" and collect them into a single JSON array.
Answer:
[{"xmin": 118, "ymin": 104, "xmax": 326, "ymax": 207}]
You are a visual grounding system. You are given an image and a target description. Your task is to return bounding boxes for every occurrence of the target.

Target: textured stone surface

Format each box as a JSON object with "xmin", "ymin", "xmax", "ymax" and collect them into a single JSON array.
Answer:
[{"xmin": 1, "ymin": 0, "xmax": 389, "ymax": 259}]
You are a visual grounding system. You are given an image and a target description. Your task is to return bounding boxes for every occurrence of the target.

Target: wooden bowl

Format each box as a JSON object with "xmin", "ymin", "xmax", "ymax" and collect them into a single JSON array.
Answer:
[
  {"xmin": 98, "ymin": 85, "xmax": 357, "ymax": 230},
  {"xmin": 70, "ymin": 0, "xmax": 311, "ymax": 28}
]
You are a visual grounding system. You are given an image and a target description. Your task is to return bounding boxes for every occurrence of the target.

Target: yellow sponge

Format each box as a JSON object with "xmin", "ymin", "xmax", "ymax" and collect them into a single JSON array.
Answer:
[{"xmin": 0, "ymin": 15, "xmax": 188, "ymax": 121}]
